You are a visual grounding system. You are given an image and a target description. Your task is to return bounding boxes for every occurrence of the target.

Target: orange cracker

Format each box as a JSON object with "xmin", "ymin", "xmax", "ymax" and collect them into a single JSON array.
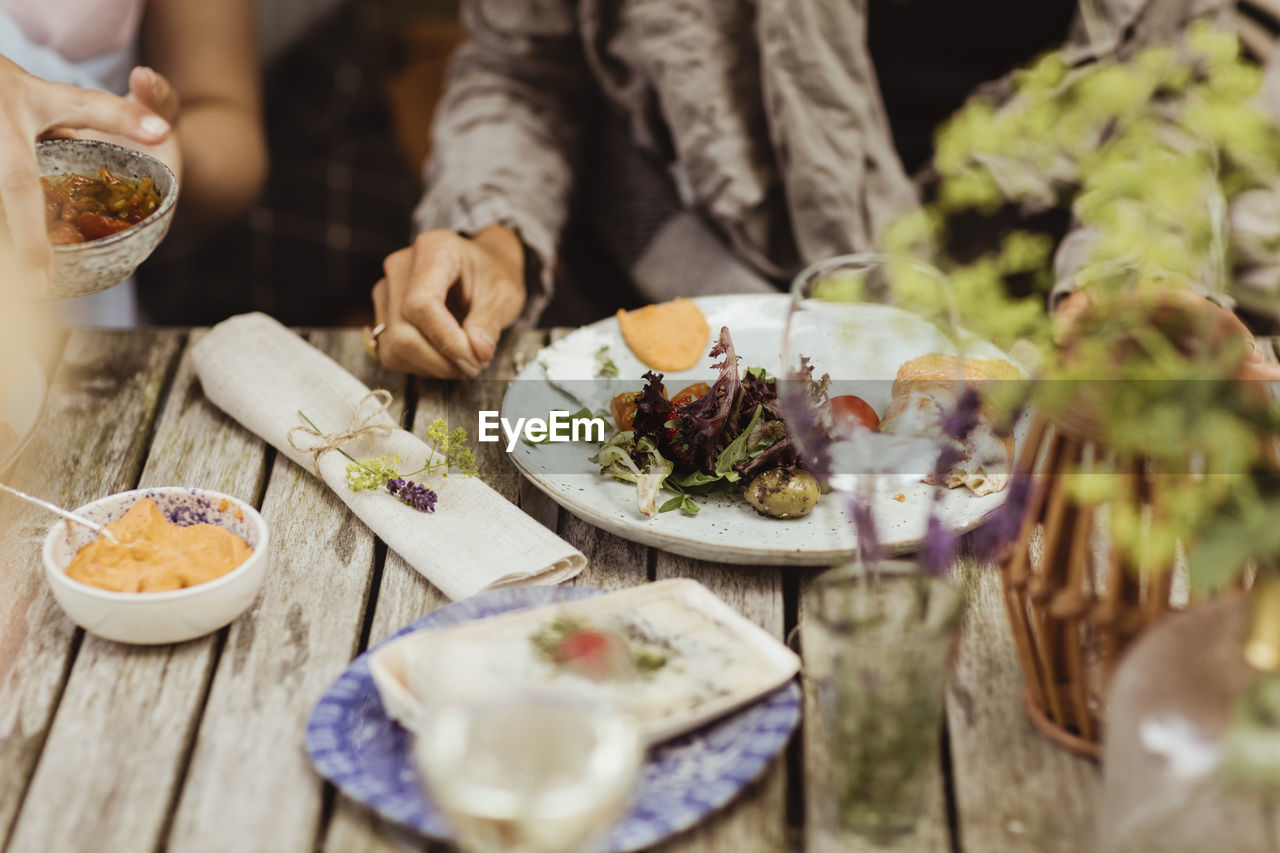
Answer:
[{"xmin": 616, "ymin": 298, "xmax": 711, "ymax": 371}]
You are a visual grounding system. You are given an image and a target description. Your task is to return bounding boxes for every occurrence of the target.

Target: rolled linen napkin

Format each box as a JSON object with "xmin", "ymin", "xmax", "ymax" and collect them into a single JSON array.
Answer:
[{"xmin": 192, "ymin": 312, "xmax": 586, "ymax": 600}]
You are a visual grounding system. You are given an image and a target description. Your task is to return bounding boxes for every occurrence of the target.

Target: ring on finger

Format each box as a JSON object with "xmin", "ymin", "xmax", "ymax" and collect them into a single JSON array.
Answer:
[{"xmin": 363, "ymin": 322, "xmax": 387, "ymax": 358}]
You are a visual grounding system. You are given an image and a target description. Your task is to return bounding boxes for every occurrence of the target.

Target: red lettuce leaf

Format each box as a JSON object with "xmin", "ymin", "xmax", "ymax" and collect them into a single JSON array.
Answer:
[
  {"xmin": 684, "ymin": 328, "xmax": 740, "ymax": 437},
  {"xmin": 631, "ymin": 371, "xmax": 672, "ymax": 439}
]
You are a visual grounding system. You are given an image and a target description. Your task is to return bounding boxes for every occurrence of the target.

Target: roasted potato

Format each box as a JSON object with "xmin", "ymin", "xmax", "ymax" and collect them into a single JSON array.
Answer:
[{"xmin": 744, "ymin": 468, "xmax": 819, "ymax": 519}]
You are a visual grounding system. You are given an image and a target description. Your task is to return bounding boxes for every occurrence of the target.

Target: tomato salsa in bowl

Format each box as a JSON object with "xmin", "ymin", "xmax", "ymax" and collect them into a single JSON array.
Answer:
[
  {"xmin": 36, "ymin": 138, "xmax": 178, "ymax": 298},
  {"xmin": 43, "ymin": 169, "xmax": 162, "ymax": 245}
]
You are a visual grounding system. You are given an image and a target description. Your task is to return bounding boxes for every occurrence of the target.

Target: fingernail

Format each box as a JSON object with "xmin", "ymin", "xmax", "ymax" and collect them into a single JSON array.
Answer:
[
  {"xmin": 470, "ymin": 329, "xmax": 496, "ymax": 360},
  {"xmin": 455, "ymin": 358, "xmax": 482, "ymax": 379},
  {"xmin": 144, "ymin": 66, "xmax": 158, "ymax": 88},
  {"xmin": 140, "ymin": 115, "xmax": 170, "ymax": 137}
]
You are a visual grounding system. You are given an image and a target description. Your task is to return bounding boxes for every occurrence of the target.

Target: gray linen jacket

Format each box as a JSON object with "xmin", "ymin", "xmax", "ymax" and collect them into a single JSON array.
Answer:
[{"xmin": 413, "ymin": 0, "xmax": 1230, "ymax": 319}]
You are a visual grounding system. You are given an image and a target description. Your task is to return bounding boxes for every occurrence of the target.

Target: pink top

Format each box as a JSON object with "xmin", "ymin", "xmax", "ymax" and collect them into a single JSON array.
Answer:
[{"xmin": 1, "ymin": 0, "xmax": 145, "ymax": 63}]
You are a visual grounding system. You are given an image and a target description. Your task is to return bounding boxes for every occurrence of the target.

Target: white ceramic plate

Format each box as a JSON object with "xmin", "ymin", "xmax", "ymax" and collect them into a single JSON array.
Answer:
[
  {"xmin": 0, "ymin": 350, "xmax": 47, "ymax": 475},
  {"xmin": 503, "ymin": 294, "xmax": 1022, "ymax": 565},
  {"xmin": 368, "ymin": 578, "xmax": 800, "ymax": 745}
]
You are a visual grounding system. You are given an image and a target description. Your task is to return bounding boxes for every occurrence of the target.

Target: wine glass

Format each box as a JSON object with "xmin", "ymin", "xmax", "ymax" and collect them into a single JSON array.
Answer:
[
  {"xmin": 779, "ymin": 253, "xmax": 949, "ymax": 561},
  {"xmin": 413, "ymin": 690, "xmax": 644, "ymax": 853}
]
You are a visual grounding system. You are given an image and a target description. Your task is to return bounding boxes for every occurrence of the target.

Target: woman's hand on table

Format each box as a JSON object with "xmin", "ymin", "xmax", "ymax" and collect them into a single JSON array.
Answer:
[
  {"xmin": 0, "ymin": 55, "xmax": 172, "ymax": 292},
  {"xmin": 372, "ymin": 225, "xmax": 526, "ymax": 378}
]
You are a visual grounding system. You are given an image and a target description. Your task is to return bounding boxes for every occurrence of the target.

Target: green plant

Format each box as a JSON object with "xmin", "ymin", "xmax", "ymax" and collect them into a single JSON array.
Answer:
[{"xmin": 880, "ymin": 22, "xmax": 1280, "ymax": 589}]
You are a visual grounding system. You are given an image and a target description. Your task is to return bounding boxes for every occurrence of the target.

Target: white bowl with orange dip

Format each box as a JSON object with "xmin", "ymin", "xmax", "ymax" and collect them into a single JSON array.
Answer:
[{"xmin": 41, "ymin": 487, "xmax": 268, "ymax": 644}]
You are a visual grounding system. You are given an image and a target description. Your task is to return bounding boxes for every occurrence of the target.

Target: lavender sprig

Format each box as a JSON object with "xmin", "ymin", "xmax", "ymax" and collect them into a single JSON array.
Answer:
[
  {"xmin": 916, "ymin": 388, "xmax": 988, "ymax": 576},
  {"xmin": 386, "ymin": 477, "xmax": 438, "ymax": 513},
  {"xmin": 972, "ymin": 473, "xmax": 1033, "ymax": 562},
  {"xmin": 919, "ymin": 514, "xmax": 959, "ymax": 576},
  {"xmin": 297, "ymin": 409, "xmax": 463, "ymax": 514},
  {"xmin": 780, "ymin": 357, "xmax": 833, "ymax": 481},
  {"xmin": 847, "ymin": 492, "xmax": 883, "ymax": 569},
  {"xmin": 940, "ymin": 387, "xmax": 982, "ymax": 441}
]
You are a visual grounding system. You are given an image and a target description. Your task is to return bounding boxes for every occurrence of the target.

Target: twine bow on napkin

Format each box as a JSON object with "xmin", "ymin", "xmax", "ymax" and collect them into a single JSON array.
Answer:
[{"xmin": 287, "ymin": 390, "xmax": 396, "ymax": 474}]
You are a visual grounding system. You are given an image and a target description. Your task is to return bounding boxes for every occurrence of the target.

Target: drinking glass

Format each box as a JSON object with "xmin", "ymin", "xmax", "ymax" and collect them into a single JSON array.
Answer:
[
  {"xmin": 779, "ymin": 253, "xmax": 951, "ymax": 557},
  {"xmin": 413, "ymin": 691, "xmax": 644, "ymax": 853},
  {"xmin": 803, "ymin": 561, "xmax": 962, "ymax": 846}
]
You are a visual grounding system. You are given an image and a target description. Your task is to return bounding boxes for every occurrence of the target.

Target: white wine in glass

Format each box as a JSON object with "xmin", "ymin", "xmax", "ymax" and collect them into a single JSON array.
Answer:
[{"xmin": 414, "ymin": 694, "xmax": 644, "ymax": 853}]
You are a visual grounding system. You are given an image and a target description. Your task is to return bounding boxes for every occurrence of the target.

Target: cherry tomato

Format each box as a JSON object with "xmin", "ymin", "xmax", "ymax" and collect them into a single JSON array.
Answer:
[
  {"xmin": 72, "ymin": 212, "xmax": 133, "ymax": 241},
  {"xmin": 46, "ymin": 220, "xmax": 83, "ymax": 246},
  {"xmin": 829, "ymin": 395, "xmax": 879, "ymax": 433},
  {"xmin": 610, "ymin": 391, "xmax": 643, "ymax": 432},
  {"xmin": 670, "ymin": 382, "xmax": 710, "ymax": 408},
  {"xmin": 661, "ymin": 383, "xmax": 709, "ymax": 467}
]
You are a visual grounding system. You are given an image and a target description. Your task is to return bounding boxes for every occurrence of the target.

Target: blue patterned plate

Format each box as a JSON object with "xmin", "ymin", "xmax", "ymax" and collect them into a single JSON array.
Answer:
[{"xmin": 306, "ymin": 585, "xmax": 802, "ymax": 851}]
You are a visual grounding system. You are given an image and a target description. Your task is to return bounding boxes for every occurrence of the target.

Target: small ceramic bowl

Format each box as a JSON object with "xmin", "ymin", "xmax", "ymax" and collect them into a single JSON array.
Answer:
[
  {"xmin": 41, "ymin": 487, "xmax": 268, "ymax": 645},
  {"xmin": 36, "ymin": 138, "xmax": 179, "ymax": 299}
]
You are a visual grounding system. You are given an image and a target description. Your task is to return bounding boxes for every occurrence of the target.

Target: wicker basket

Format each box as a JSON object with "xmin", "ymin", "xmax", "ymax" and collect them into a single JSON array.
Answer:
[
  {"xmin": 996, "ymin": 285, "xmax": 1266, "ymax": 758},
  {"xmin": 996, "ymin": 413, "xmax": 1184, "ymax": 759}
]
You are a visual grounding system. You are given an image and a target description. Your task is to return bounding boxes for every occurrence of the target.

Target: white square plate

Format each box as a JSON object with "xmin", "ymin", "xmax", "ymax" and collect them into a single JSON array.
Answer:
[{"xmin": 369, "ymin": 578, "xmax": 800, "ymax": 745}]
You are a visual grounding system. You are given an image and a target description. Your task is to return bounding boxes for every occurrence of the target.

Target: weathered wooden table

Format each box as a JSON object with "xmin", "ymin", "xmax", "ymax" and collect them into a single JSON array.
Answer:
[{"xmin": 0, "ymin": 327, "xmax": 1102, "ymax": 853}]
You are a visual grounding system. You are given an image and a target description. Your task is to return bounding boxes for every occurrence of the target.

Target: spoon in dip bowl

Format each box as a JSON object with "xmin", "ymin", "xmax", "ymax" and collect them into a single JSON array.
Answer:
[{"xmin": 0, "ymin": 481, "xmax": 118, "ymax": 543}]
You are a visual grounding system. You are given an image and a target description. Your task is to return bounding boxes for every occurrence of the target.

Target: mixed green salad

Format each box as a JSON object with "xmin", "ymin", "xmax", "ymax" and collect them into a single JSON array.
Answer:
[{"xmin": 591, "ymin": 327, "xmax": 824, "ymax": 518}]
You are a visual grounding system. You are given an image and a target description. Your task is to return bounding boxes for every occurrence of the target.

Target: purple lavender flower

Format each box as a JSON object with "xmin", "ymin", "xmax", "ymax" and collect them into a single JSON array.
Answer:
[
  {"xmin": 971, "ymin": 472, "xmax": 1032, "ymax": 561},
  {"xmin": 919, "ymin": 514, "xmax": 959, "ymax": 576},
  {"xmin": 941, "ymin": 387, "xmax": 982, "ymax": 441},
  {"xmin": 931, "ymin": 444, "xmax": 966, "ymax": 486},
  {"xmin": 386, "ymin": 477, "xmax": 438, "ymax": 513},
  {"xmin": 846, "ymin": 493, "xmax": 883, "ymax": 567},
  {"xmin": 779, "ymin": 357, "xmax": 833, "ymax": 482}
]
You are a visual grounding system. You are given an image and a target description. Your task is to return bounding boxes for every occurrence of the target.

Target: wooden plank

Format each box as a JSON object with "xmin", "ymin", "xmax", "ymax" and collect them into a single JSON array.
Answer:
[
  {"xmin": 947, "ymin": 559, "xmax": 1100, "ymax": 852},
  {"xmin": 6, "ymin": 330, "xmax": 272, "ymax": 853},
  {"xmin": 318, "ymin": 436, "xmax": 448, "ymax": 852},
  {"xmin": 0, "ymin": 329, "xmax": 182, "ymax": 844},
  {"xmin": 164, "ymin": 331, "xmax": 407, "ymax": 853},
  {"xmin": 562, "ymin": 513, "xmax": 649, "ymax": 591},
  {"xmin": 652, "ymin": 554, "xmax": 789, "ymax": 853},
  {"xmin": 797, "ymin": 570, "xmax": 952, "ymax": 853},
  {"xmin": 519, "ymin": 474, "xmax": 562, "ymax": 532}
]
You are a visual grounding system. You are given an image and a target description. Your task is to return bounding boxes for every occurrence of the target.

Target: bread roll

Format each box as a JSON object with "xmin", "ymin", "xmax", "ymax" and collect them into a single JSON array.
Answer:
[{"xmin": 879, "ymin": 353, "xmax": 1019, "ymax": 496}]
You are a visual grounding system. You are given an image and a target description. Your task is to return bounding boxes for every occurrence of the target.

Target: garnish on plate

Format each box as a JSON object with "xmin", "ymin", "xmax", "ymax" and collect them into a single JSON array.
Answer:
[
  {"xmin": 596, "ymin": 345, "xmax": 619, "ymax": 378},
  {"xmin": 531, "ymin": 614, "xmax": 671, "ymax": 682}
]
